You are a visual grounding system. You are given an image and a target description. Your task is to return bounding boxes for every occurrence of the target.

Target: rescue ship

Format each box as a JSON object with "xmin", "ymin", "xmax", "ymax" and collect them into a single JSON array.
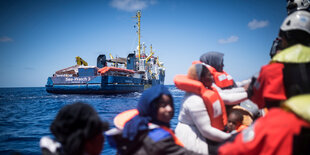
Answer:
[{"xmin": 45, "ymin": 11, "xmax": 165, "ymax": 94}]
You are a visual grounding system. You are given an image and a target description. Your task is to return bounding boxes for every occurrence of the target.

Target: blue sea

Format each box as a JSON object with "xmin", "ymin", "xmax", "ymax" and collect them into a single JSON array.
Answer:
[{"xmin": 0, "ymin": 85, "xmax": 184, "ymax": 155}]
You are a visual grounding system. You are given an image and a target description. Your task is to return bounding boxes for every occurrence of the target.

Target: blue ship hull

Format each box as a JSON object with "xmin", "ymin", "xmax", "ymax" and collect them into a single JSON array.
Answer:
[{"xmin": 46, "ymin": 75, "xmax": 164, "ymax": 94}]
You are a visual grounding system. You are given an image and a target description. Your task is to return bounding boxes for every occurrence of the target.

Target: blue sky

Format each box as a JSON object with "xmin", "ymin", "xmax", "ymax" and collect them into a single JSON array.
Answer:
[{"xmin": 0, "ymin": 0, "xmax": 287, "ymax": 87}]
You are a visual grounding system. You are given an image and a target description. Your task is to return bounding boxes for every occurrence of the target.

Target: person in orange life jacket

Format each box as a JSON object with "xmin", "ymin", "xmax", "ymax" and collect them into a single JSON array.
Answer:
[
  {"xmin": 191, "ymin": 61, "xmax": 248, "ymax": 108},
  {"xmin": 197, "ymin": 52, "xmax": 250, "ymax": 113},
  {"xmin": 217, "ymin": 94, "xmax": 310, "ymax": 155},
  {"xmin": 247, "ymin": 10, "xmax": 310, "ymax": 109},
  {"xmin": 105, "ymin": 85, "xmax": 200, "ymax": 155},
  {"xmin": 40, "ymin": 102, "xmax": 109, "ymax": 155},
  {"xmin": 174, "ymin": 63, "xmax": 231, "ymax": 155},
  {"xmin": 199, "ymin": 52, "xmax": 236, "ymax": 90}
]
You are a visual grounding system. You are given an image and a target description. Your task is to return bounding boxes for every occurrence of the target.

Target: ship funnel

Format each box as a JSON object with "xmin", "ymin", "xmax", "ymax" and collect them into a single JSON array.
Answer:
[{"xmin": 97, "ymin": 54, "xmax": 107, "ymax": 68}]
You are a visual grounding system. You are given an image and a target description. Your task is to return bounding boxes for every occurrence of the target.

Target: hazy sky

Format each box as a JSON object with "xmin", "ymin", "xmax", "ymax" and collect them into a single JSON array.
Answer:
[{"xmin": 0, "ymin": 0, "xmax": 287, "ymax": 87}]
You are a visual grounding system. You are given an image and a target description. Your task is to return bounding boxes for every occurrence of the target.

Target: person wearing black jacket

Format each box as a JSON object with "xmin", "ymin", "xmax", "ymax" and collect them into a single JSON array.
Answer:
[{"xmin": 106, "ymin": 85, "xmax": 201, "ymax": 155}]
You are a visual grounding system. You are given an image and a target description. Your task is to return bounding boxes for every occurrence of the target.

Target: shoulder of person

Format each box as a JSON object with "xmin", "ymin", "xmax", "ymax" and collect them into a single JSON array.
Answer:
[
  {"xmin": 40, "ymin": 136, "xmax": 62, "ymax": 155},
  {"xmin": 184, "ymin": 93, "xmax": 204, "ymax": 104},
  {"xmin": 260, "ymin": 63, "xmax": 284, "ymax": 76}
]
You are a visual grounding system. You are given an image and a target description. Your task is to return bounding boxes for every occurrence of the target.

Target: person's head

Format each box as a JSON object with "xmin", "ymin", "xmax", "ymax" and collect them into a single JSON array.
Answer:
[
  {"xmin": 50, "ymin": 102, "xmax": 109, "ymax": 155},
  {"xmin": 227, "ymin": 110, "xmax": 243, "ymax": 132},
  {"xmin": 137, "ymin": 85, "xmax": 174, "ymax": 125},
  {"xmin": 232, "ymin": 103, "xmax": 256, "ymax": 126},
  {"xmin": 279, "ymin": 10, "xmax": 310, "ymax": 49},
  {"xmin": 200, "ymin": 51, "xmax": 224, "ymax": 72},
  {"xmin": 155, "ymin": 94, "xmax": 174, "ymax": 123},
  {"xmin": 187, "ymin": 63, "xmax": 213, "ymax": 88},
  {"xmin": 287, "ymin": 0, "xmax": 310, "ymax": 15},
  {"xmin": 122, "ymin": 85, "xmax": 174, "ymax": 141},
  {"xmin": 240, "ymin": 100, "xmax": 259, "ymax": 119}
]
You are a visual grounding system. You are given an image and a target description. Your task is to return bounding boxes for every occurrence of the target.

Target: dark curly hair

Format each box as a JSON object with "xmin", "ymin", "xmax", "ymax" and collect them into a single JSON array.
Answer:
[{"xmin": 50, "ymin": 102, "xmax": 109, "ymax": 155}]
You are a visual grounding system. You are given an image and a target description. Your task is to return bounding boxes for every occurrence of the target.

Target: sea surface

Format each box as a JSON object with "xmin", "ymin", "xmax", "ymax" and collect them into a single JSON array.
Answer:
[{"xmin": 0, "ymin": 85, "xmax": 185, "ymax": 155}]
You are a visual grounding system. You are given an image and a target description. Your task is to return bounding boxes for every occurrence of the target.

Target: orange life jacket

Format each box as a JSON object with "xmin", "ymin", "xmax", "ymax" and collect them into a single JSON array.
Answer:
[
  {"xmin": 113, "ymin": 109, "xmax": 184, "ymax": 147},
  {"xmin": 192, "ymin": 61, "xmax": 234, "ymax": 89},
  {"xmin": 207, "ymin": 66, "xmax": 234, "ymax": 89},
  {"xmin": 236, "ymin": 124, "xmax": 247, "ymax": 132},
  {"xmin": 174, "ymin": 75, "xmax": 227, "ymax": 130}
]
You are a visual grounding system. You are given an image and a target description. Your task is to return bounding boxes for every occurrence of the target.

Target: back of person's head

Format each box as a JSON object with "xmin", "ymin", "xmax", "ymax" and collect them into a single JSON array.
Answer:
[
  {"xmin": 279, "ymin": 10, "xmax": 310, "ymax": 47},
  {"xmin": 199, "ymin": 51, "xmax": 224, "ymax": 72},
  {"xmin": 287, "ymin": 0, "xmax": 310, "ymax": 15},
  {"xmin": 50, "ymin": 102, "xmax": 109, "ymax": 155}
]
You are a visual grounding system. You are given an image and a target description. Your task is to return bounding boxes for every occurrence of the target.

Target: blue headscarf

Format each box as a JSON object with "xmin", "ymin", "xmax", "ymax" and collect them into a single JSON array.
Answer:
[
  {"xmin": 122, "ymin": 85, "xmax": 173, "ymax": 141},
  {"xmin": 200, "ymin": 51, "xmax": 224, "ymax": 72}
]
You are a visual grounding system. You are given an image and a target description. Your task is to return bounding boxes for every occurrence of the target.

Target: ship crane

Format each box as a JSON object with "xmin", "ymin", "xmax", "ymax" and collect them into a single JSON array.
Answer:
[
  {"xmin": 75, "ymin": 56, "xmax": 88, "ymax": 66},
  {"xmin": 145, "ymin": 44, "xmax": 154, "ymax": 63}
]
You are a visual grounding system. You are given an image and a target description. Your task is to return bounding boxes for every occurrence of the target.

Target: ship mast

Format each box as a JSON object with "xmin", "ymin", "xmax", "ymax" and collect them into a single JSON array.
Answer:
[
  {"xmin": 133, "ymin": 11, "xmax": 141, "ymax": 60},
  {"xmin": 134, "ymin": 11, "xmax": 141, "ymax": 60}
]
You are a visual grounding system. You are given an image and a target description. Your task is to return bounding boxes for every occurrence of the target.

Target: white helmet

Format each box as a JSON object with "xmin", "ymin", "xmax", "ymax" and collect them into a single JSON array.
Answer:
[
  {"xmin": 281, "ymin": 10, "xmax": 310, "ymax": 35},
  {"xmin": 287, "ymin": 0, "xmax": 310, "ymax": 14}
]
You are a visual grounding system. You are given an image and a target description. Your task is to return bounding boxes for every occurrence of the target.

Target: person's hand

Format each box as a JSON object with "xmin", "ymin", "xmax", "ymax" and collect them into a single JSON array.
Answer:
[
  {"xmin": 243, "ymin": 83, "xmax": 250, "ymax": 90},
  {"xmin": 246, "ymin": 75, "xmax": 257, "ymax": 98}
]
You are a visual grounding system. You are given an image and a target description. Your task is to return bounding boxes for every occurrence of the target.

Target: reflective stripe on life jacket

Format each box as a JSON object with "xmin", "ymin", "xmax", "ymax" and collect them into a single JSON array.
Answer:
[
  {"xmin": 211, "ymin": 68, "xmax": 234, "ymax": 89},
  {"xmin": 174, "ymin": 75, "xmax": 227, "ymax": 130},
  {"xmin": 192, "ymin": 61, "xmax": 234, "ymax": 89}
]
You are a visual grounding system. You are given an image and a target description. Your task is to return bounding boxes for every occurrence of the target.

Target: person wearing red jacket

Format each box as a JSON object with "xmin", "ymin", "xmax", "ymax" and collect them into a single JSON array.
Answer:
[
  {"xmin": 219, "ymin": 10, "xmax": 310, "ymax": 155},
  {"xmin": 248, "ymin": 10, "xmax": 310, "ymax": 109},
  {"xmin": 218, "ymin": 94, "xmax": 310, "ymax": 155}
]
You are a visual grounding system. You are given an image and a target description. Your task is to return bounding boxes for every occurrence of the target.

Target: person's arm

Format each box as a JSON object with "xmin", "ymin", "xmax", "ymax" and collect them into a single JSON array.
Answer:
[
  {"xmin": 186, "ymin": 95, "xmax": 231, "ymax": 142},
  {"xmin": 219, "ymin": 89, "xmax": 248, "ymax": 105},
  {"xmin": 141, "ymin": 128, "xmax": 202, "ymax": 155},
  {"xmin": 235, "ymin": 79, "xmax": 251, "ymax": 87},
  {"xmin": 213, "ymin": 84, "xmax": 248, "ymax": 105}
]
